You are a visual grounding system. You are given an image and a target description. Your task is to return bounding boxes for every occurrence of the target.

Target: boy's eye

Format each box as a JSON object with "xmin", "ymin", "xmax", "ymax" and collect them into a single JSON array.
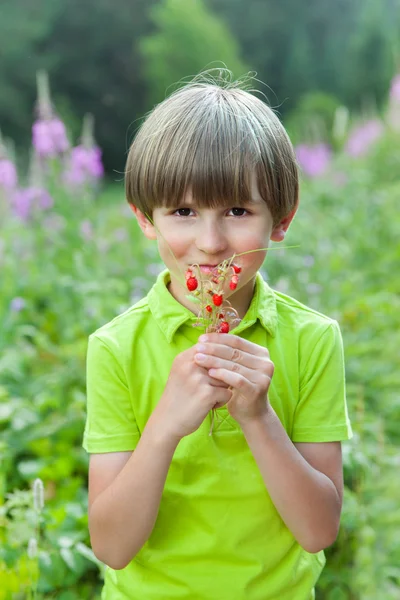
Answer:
[
  {"xmin": 172, "ymin": 207, "xmax": 248, "ymax": 217},
  {"xmin": 174, "ymin": 208, "xmax": 193, "ymax": 217},
  {"xmin": 229, "ymin": 207, "xmax": 248, "ymax": 217}
]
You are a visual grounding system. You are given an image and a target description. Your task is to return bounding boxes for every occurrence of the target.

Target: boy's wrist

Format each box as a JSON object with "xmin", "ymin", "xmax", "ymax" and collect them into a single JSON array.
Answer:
[
  {"xmin": 144, "ymin": 414, "xmax": 182, "ymax": 451},
  {"xmin": 238, "ymin": 404, "xmax": 276, "ymax": 436}
]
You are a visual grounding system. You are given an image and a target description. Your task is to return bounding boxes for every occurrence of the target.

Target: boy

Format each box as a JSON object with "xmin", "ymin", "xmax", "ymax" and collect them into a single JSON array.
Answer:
[{"xmin": 83, "ymin": 74, "xmax": 352, "ymax": 599}]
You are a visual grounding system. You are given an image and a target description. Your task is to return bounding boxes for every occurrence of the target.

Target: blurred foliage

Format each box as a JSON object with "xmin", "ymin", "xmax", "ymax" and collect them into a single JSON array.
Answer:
[
  {"xmin": 284, "ymin": 91, "xmax": 342, "ymax": 147},
  {"xmin": 1, "ymin": 1, "xmax": 400, "ymax": 595},
  {"xmin": 0, "ymin": 0, "xmax": 399, "ymax": 171},
  {"xmin": 342, "ymin": 0, "xmax": 396, "ymax": 110},
  {"xmin": 140, "ymin": 0, "xmax": 248, "ymax": 106},
  {"xmin": 1, "ymin": 111, "xmax": 400, "ymax": 598},
  {"xmin": 0, "ymin": 0, "xmax": 158, "ymax": 175},
  {"xmin": 208, "ymin": 0, "xmax": 399, "ymax": 109}
]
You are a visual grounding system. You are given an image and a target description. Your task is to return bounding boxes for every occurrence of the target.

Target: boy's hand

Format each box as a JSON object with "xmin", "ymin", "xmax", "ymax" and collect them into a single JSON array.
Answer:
[
  {"xmin": 193, "ymin": 334, "xmax": 274, "ymax": 426},
  {"xmin": 150, "ymin": 346, "xmax": 232, "ymax": 442}
]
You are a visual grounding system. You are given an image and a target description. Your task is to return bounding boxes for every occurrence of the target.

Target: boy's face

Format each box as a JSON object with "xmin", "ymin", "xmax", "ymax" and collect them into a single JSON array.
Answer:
[{"xmin": 132, "ymin": 177, "xmax": 297, "ymax": 319}]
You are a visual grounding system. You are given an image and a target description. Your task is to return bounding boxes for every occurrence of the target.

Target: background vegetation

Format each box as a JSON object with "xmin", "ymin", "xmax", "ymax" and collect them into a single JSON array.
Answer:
[
  {"xmin": 0, "ymin": 0, "xmax": 399, "ymax": 171},
  {"xmin": 1, "ymin": 0, "xmax": 399, "ymax": 598}
]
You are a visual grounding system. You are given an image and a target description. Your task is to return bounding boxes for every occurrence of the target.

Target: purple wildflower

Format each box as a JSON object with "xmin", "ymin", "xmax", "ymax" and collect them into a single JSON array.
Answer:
[
  {"xmin": 295, "ymin": 143, "xmax": 332, "ymax": 177},
  {"xmin": 63, "ymin": 113, "xmax": 104, "ymax": 189},
  {"xmin": 42, "ymin": 214, "xmax": 66, "ymax": 233},
  {"xmin": 10, "ymin": 297, "xmax": 26, "ymax": 312},
  {"xmin": 32, "ymin": 117, "xmax": 69, "ymax": 158},
  {"xmin": 64, "ymin": 145, "xmax": 104, "ymax": 187},
  {"xmin": 0, "ymin": 158, "xmax": 18, "ymax": 190},
  {"xmin": 12, "ymin": 190, "xmax": 31, "ymax": 221},
  {"xmin": 32, "ymin": 71, "xmax": 69, "ymax": 158},
  {"xmin": 12, "ymin": 187, "xmax": 54, "ymax": 221},
  {"xmin": 345, "ymin": 119, "xmax": 384, "ymax": 157},
  {"xmin": 80, "ymin": 219, "xmax": 93, "ymax": 240},
  {"xmin": 388, "ymin": 73, "xmax": 400, "ymax": 131},
  {"xmin": 390, "ymin": 74, "xmax": 400, "ymax": 103}
]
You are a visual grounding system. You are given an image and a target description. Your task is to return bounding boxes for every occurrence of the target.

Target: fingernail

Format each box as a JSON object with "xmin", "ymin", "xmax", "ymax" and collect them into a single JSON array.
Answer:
[
  {"xmin": 197, "ymin": 344, "xmax": 206, "ymax": 352},
  {"xmin": 195, "ymin": 353, "xmax": 206, "ymax": 362},
  {"xmin": 199, "ymin": 335, "xmax": 208, "ymax": 342}
]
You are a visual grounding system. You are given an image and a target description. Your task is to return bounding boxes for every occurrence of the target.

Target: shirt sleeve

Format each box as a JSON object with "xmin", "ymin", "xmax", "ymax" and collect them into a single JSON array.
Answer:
[
  {"xmin": 291, "ymin": 320, "xmax": 353, "ymax": 443},
  {"xmin": 82, "ymin": 333, "xmax": 141, "ymax": 453}
]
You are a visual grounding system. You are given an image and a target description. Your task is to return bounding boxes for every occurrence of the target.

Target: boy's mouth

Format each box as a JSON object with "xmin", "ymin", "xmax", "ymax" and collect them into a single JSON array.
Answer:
[{"xmin": 198, "ymin": 264, "xmax": 219, "ymax": 273}]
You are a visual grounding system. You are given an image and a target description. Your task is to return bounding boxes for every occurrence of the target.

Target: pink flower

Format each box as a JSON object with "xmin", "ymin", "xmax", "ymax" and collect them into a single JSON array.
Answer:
[
  {"xmin": 0, "ymin": 158, "xmax": 18, "ymax": 190},
  {"xmin": 388, "ymin": 74, "xmax": 400, "ymax": 131},
  {"xmin": 32, "ymin": 117, "xmax": 69, "ymax": 158},
  {"xmin": 80, "ymin": 220, "xmax": 93, "ymax": 240},
  {"xmin": 345, "ymin": 119, "xmax": 384, "ymax": 158},
  {"xmin": 389, "ymin": 74, "xmax": 400, "ymax": 103},
  {"xmin": 10, "ymin": 297, "xmax": 26, "ymax": 312},
  {"xmin": 12, "ymin": 187, "xmax": 53, "ymax": 221},
  {"xmin": 64, "ymin": 145, "xmax": 104, "ymax": 188},
  {"xmin": 295, "ymin": 143, "xmax": 332, "ymax": 177}
]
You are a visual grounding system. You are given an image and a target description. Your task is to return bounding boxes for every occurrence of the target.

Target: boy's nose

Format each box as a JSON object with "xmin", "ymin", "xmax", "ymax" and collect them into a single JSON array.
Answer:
[{"xmin": 195, "ymin": 222, "xmax": 228, "ymax": 255}]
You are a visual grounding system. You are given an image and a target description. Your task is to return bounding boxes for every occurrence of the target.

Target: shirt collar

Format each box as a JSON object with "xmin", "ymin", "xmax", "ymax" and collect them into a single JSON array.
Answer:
[{"xmin": 147, "ymin": 269, "xmax": 277, "ymax": 343}]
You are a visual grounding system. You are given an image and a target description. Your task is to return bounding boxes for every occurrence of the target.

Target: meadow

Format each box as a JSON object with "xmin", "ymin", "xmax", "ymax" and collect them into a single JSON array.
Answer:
[{"xmin": 1, "ymin": 76, "xmax": 399, "ymax": 599}]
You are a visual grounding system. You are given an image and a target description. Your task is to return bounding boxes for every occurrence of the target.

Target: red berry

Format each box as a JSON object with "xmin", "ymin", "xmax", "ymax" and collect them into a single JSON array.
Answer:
[
  {"xmin": 212, "ymin": 294, "xmax": 223, "ymax": 306},
  {"xmin": 205, "ymin": 305, "xmax": 212, "ymax": 313},
  {"xmin": 233, "ymin": 264, "xmax": 242, "ymax": 274},
  {"xmin": 219, "ymin": 313, "xmax": 224, "ymax": 319},
  {"xmin": 229, "ymin": 281, "xmax": 237, "ymax": 290},
  {"xmin": 231, "ymin": 275, "xmax": 239, "ymax": 283},
  {"xmin": 186, "ymin": 277, "xmax": 198, "ymax": 291},
  {"xmin": 219, "ymin": 321, "xmax": 230, "ymax": 333}
]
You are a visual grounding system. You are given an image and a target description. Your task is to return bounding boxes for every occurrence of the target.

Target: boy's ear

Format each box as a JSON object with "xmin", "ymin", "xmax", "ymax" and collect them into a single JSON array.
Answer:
[
  {"xmin": 270, "ymin": 202, "xmax": 299, "ymax": 243},
  {"xmin": 130, "ymin": 205, "xmax": 158, "ymax": 240}
]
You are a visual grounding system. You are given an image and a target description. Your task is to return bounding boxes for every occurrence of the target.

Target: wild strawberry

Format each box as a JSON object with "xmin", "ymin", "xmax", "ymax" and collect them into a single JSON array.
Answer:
[
  {"xmin": 219, "ymin": 321, "xmax": 230, "ymax": 333},
  {"xmin": 212, "ymin": 294, "xmax": 223, "ymax": 306},
  {"xmin": 232, "ymin": 264, "xmax": 242, "ymax": 274},
  {"xmin": 229, "ymin": 281, "xmax": 237, "ymax": 290},
  {"xmin": 231, "ymin": 275, "xmax": 239, "ymax": 283},
  {"xmin": 219, "ymin": 313, "xmax": 224, "ymax": 319},
  {"xmin": 186, "ymin": 277, "xmax": 198, "ymax": 291},
  {"xmin": 205, "ymin": 305, "xmax": 212, "ymax": 313}
]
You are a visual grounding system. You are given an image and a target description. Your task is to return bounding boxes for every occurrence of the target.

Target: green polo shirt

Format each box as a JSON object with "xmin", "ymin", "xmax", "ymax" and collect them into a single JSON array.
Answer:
[{"xmin": 83, "ymin": 269, "xmax": 352, "ymax": 600}]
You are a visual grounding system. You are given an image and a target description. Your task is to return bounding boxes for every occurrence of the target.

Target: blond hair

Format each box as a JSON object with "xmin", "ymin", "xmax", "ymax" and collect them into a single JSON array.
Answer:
[{"xmin": 125, "ymin": 72, "xmax": 299, "ymax": 226}]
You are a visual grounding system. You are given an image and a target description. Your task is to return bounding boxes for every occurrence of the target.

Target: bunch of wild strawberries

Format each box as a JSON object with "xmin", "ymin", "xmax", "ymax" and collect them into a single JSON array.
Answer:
[{"xmin": 185, "ymin": 259, "xmax": 242, "ymax": 334}]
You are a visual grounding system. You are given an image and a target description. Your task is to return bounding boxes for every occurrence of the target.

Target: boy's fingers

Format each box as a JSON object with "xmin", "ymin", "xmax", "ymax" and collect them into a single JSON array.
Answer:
[
  {"xmin": 195, "ymin": 353, "xmax": 260, "ymax": 383},
  {"xmin": 195, "ymin": 355, "xmax": 272, "ymax": 395},
  {"xmin": 196, "ymin": 342, "xmax": 272, "ymax": 373},
  {"xmin": 194, "ymin": 363, "xmax": 230, "ymax": 388},
  {"xmin": 207, "ymin": 368, "xmax": 270, "ymax": 398},
  {"xmin": 199, "ymin": 333, "xmax": 268, "ymax": 358}
]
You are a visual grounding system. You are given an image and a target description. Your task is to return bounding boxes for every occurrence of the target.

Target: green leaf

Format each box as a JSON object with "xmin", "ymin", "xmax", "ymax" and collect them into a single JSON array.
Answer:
[{"xmin": 60, "ymin": 547, "xmax": 77, "ymax": 571}]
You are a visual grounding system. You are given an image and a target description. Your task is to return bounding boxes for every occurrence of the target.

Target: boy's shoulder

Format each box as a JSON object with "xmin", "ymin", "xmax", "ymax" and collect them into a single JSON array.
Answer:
[
  {"xmin": 269, "ymin": 285, "xmax": 339, "ymax": 339},
  {"xmin": 89, "ymin": 295, "xmax": 152, "ymax": 350}
]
